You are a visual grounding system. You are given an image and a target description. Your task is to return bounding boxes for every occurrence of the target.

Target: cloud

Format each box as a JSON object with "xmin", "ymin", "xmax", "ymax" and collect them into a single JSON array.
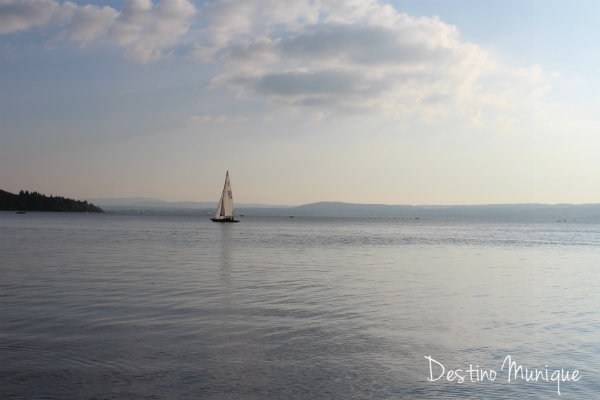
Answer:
[
  {"xmin": 257, "ymin": 71, "xmax": 367, "ymax": 96},
  {"xmin": 200, "ymin": 0, "xmax": 553, "ymax": 128},
  {"xmin": 186, "ymin": 114, "xmax": 227, "ymax": 124},
  {"xmin": 111, "ymin": 0, "xmax": 197, "ymax": 62},
  {"xmin": 1, "ymin": 0, "xmax": 555, "ymax": 128},
  {"xmin": 282, "ymin": 23, "xmax": 454, "ymax": 66},
  {"xmin": 0, "ymin": 0, "xmax": 74, "ymax": 33},
  {"xmin": 0, "ymin": 0, "xmax": 196, "ymax": 63},
  {"xmin": 69, "ymin": 4, "xmax": 118, "ymax": 43},
  {"xmin": 194, "ymin": 0, "xmax": 320, "ymax": 59}
]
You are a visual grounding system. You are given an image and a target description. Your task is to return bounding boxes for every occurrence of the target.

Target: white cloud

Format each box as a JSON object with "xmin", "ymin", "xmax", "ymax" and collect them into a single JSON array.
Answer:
[
  {"xmin": 69, "ymin": 4, "xmax": 118, "ymax": 43},
  {"xmin": 0, "ymin": 0, "xmax": 74, "ymax": 33},
  {"xmin": 111, "ymin": 0, "xmax": 197, "ymax": 62},
  {"xmin": 198, "ymin": 0, "xmax": 554, "ymax": 129},
  {"xmin": 0, "ymin": 0, "xmax": 196, "ymax": 63},
  {"xmin": 186, "ymin": 114, "xmax": 227, "ymax": 124},
  {"xmin": 195, "ymin": 0, "xmax": 320, "ymax": 58},
  {"xmin": 187, "ymin": 114, "xmax": 213, "ymax": 124}
]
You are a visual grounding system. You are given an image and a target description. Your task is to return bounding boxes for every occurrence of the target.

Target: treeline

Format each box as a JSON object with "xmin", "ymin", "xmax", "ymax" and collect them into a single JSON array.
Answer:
[{"xmin": 0, "ymin": 189, "xmax": 104, "ymax": 212}]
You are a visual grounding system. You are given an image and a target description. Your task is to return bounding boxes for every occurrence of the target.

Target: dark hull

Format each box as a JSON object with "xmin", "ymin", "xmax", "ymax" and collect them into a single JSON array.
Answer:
[{"xmin": 211, "ymin": 217, "xmax": 239, "ymax": 223}]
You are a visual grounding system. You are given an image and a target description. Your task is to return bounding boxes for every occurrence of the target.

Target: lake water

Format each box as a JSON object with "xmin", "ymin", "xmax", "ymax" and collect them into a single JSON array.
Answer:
[{"xmin": 1, "ymin": 212, "xmax": 599, "ymax": 399}]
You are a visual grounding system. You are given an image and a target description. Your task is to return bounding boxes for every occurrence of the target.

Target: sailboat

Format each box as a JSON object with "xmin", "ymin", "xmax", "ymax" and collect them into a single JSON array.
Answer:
[{"xmin": 211, "ymin": 171, "xmax": 239, "ymax": 223}]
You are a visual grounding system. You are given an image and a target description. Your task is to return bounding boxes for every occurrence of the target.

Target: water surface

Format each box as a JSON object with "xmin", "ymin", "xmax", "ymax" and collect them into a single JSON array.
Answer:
[{"xmin": 1, "ymin": 212, "xmax": 599, "ymax": 398}]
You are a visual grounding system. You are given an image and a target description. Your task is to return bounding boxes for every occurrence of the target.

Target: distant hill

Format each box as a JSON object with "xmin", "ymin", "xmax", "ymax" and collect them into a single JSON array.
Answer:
[
  {"xmin": 241, "ymin": 202, "xmax": 600, "ymax": 222},
  {"xmin": 0, "ymin": 189, "xmax": 103, "ymax": 212},
  {"xmin": 285, "ymin": 201, "xmax": 600, "ymax": 221},
  {"xmin": 86, "ymin": 197, "xmax": 600, "ymax": 221}
]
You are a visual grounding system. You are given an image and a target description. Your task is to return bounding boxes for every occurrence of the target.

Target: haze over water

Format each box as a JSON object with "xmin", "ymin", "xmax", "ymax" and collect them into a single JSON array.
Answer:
[{"xmin": 1, "ymin": 212, "xmax": 599, "ymax": 399}]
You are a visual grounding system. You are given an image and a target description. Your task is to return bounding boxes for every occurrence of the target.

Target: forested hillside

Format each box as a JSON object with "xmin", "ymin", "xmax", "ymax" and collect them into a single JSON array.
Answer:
[{"xmin": 0, "ymin": 189, "xmax": 103, "ymax": 212}]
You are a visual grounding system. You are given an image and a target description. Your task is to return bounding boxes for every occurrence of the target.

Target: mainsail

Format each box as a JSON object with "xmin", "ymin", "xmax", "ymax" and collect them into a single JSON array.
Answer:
[{"xmin": 211, "ymin": 171, "xmax": 238, "ymax": 222}]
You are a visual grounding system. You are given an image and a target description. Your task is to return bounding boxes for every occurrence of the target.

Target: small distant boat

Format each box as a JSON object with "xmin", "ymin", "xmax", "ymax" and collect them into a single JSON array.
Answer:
[
  {"xmin": 211, "ymin": 171, "xmax": 239, "ymax": 223},
  {"xmin": 16, "ymin": 211, "xmax": 26, "ymax": 214}
]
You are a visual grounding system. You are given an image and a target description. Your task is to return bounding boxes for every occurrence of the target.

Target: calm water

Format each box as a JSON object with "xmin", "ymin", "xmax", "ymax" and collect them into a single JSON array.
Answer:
[{"xmin": 1, "ymin": 212, "xmax": 599, "ymax": 399}]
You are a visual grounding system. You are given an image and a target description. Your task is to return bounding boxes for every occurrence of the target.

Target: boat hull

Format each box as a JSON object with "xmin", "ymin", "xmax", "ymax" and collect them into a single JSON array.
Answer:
[{"xmin": 211, "ymin": 217, "xmax": 239, "ymax": 223}]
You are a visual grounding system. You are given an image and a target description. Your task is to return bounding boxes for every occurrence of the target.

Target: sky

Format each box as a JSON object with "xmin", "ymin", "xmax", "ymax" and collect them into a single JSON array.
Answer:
[{"xmin": 1, "ymin": 0, "xmax": 599, "ymax": 205}]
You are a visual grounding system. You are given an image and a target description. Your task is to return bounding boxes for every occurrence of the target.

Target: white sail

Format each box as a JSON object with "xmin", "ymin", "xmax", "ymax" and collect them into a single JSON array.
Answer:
[{"xmin": 213, "ymin": 171, "xmax": 235, "ymax": 220}]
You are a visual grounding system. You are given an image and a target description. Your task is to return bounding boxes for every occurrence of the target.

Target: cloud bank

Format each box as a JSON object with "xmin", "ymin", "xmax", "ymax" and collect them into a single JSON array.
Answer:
[{"xmin": 0, "ymin": 0, "xmax": 554, "ymax": 127}]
